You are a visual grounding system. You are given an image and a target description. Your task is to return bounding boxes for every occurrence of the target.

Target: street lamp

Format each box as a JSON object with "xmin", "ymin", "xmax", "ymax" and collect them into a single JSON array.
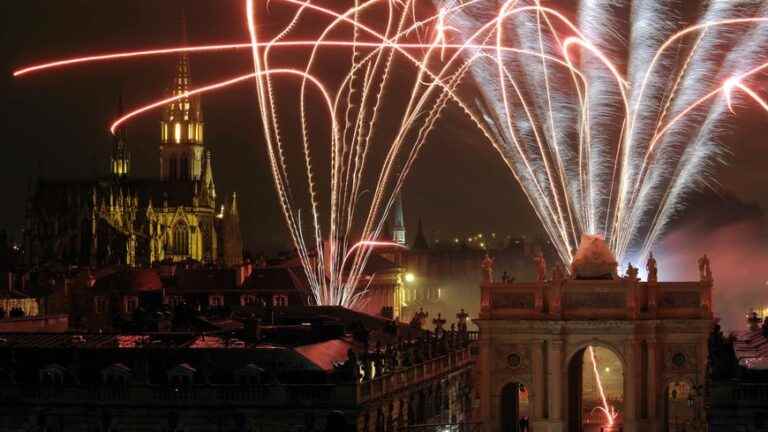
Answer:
[{"xmin": 405, "ymin": 272, "xmax": 416, "ymax": 283}]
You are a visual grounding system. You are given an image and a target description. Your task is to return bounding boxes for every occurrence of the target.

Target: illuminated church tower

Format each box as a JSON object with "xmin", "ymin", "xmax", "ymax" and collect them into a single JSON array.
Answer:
[
  {"xmin": 111, "ymin": 95, "xmax": 130, "ymax": 178},
  {"xmin": 160, "ymin": 51, "xmax": 205, "ymax": 182}
]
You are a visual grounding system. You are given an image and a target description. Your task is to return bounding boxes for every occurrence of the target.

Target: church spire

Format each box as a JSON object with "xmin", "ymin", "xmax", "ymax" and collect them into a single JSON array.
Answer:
[
  {"xmin": 392, "ymin": 192, "xmax": 406, "ymax": 245},
  {"xmin": 111, "ymin": 92, "xmax": 130, "ymax": 178},
  {"xmin": 412, "ymin": 218, "xmax": 429, "ymax": 250},
  {"xmin": 159, "ymin": 10, "xmax": 205, "ymax": 182}
]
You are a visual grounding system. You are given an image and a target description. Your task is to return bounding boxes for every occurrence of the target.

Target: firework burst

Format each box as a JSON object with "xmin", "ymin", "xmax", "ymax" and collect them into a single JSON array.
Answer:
[{"xmin": 15, "ymin": 0, "xmax": 768, "ymax": 306}]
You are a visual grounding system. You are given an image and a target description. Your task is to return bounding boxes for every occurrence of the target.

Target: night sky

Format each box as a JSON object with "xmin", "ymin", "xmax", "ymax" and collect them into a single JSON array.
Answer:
[{"xmin": 2, "ymin": 1, "xmax": 768, "ymax": 325}]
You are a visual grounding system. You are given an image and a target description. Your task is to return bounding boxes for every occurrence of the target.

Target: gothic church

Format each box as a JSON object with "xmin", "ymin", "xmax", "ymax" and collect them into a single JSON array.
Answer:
[{"xmin": 24, "ymin": 52, "xmax": 243, "ymax": 268}]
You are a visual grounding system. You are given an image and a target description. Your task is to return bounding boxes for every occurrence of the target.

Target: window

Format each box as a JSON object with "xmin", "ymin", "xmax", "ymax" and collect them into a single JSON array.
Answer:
[
  {"xmin": 209, "ymin": 295, "xmax": 224, "ymax": 307},
  {"xmin": 124, "ymin": 296, "xmax": 139, "ymax": 314},
  {"xmin": 165, "ymin": 296, "xmax": 184, "ymax": 308},
  {"xmin": 169, "ymin": 156, "xmax": 178, "ymax": 179},
  {"xmin": 39, "ymin": 365, "xmax": 65, "ymax": 386},
  {"xmin": 180, "ymin": 157, "xmax": 189, "ymax": 180},
  {"xmin": 94, "ymin": 296, "xmax": 107, "ymax": 315},
  {"xmin": 174, "ymin": 223, "xmax": 189, "ymax": 255},
  {"xmin": 241, "ymin": 294, "xmax": 257, "ymax": 306},
  {"xmin": 174, "ymin": 122, "xmax": 182, "ymax": 143},
  {"xmin": 272, "ymin": 294, "xmax": 288, "ymax": 307}
]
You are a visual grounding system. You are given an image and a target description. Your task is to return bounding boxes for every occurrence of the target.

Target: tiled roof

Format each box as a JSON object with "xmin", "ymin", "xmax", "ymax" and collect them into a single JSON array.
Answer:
[
  {"xmin": 295, "ymin": 339, "xmax": 353, "ymax": 371},
  {"xmin": 176, "ymin": 268, "xmax": 237, "ymax": 292},
  {"xmin": 244, "ymin": 267, "xmax": 303, "ymax": 292},
  {"xmin": 734, "ymin": 329, "xmax": 768, "ymax": 370},
  {"xmin": 92, "ymin": 269, "xmax": 163, "ymax": 293}
]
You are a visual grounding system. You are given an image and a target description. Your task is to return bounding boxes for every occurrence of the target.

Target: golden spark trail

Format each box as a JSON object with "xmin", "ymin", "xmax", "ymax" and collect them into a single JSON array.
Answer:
[
  {"xmin": 588, "ymin": 346, "xmax": 618, "ymax": 426},
  {"xmin": 15, "ymin": 0, "xmax": 768, "ymax": 306}
]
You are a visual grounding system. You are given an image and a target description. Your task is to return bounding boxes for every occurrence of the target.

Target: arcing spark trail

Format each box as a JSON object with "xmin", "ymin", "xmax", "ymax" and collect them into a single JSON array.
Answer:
[{"xmin": 15, "ymin": 0, "xmax": 768, "ymax": 305}]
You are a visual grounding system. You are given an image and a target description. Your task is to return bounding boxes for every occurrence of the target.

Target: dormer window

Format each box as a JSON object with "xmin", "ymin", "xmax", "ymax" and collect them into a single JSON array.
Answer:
[
  {"xmin": 165, "ymin": 295, "xmax": 183, "ymax": 308},
  {"xmin": 167, "ymin": 363, "xmax": 196, "ymax": 387},
  {"xmin": 209, "ymin": 295, "xmax": 224, "ymax": 307},
  {"xmin": 39, "ymin": 364, "xmax": 66, "ymax": 386},
  {"xmin": 101, "ymin": 363, "xmax": 132, "ymax": 386},
  {"xmin": 124, "ymin": 296, "xmax": 139, "ymax": 314},
  {"xmin": 94, "ymin": 296, "xmax": 107, "ymax": 315},
  {"xmin": 241, "ymin": 294, "xmax": 256, "ymax": 306},
  {"xmin": 235, "ymin": 363, "xmax": 264, "ymax": 386},
  {"xmin": 272, "ymin": 294, "xmax": 288, "ymax": 307}
]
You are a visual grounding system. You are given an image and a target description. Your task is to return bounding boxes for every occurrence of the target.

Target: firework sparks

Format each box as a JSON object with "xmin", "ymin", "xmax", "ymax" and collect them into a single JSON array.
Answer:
[
  {"xmin": 15, "ymin": 0, "xmax": 768, "ymax": 307},
  {"xmin": 588, "ymin": 346, "xmax": 619, "ymax": 426}
]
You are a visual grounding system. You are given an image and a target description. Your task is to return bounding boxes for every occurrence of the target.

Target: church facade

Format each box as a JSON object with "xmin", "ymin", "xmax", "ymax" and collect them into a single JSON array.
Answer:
[{"xmin": 24, "ymin": 53, "xmax": 242, "ymax": 268}]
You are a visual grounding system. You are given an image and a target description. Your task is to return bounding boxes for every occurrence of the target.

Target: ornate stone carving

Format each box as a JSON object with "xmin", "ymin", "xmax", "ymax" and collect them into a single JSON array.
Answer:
[
  {"xmin": 563, "ymin": 292, "xmax": 625, "ymax": 309},
  {"xmin": 481, "ymin": 254, "xmax": 494, "ymax": 283},
  {"xmin": 666, "ymin": 344, "xmax": 697, "ymax": 371},
  {"xmin": 698, "ymin": 254, "xmax": 712, "ymax": 282},
  {"xmin": 570, "ymin": 235, "xmax": 617, "ymax": 279},
  {"xmin": 492, "ymin": 293, "xmax": 535, "ymax": 309},
  {"xmin": 507, "ymin": 353, "xmax": 522, "ymax": 369},
  {"xmin": 659, "ymin": 291, "xmax": 699, "ymax": 308},
  {"xmin": 533, "ymin": 254, "xmax": 547, "ymax": 282},
  {"xmin": 646, "ymin": 252, "xmax": 658, "ymax": 283},
  {"xmin": 495, "ymin": 344, "xmax": 530, "ymax": 372}
]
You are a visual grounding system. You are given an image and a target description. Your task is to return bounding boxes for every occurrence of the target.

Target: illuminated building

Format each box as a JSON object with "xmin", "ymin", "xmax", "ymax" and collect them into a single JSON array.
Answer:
[
  {"xmin": 476, "ymin": 237, "xmax": 712, "ymax": 432},
  {"xmin": 24, "ymin": 47, "xmax": 242, "ymax": 268}
]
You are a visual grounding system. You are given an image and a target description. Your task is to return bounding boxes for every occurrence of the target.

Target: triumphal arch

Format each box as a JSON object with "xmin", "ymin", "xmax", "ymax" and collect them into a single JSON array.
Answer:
[{"xmin": 475, "ymin": 236, "xmax": 713, "ymax": 432}]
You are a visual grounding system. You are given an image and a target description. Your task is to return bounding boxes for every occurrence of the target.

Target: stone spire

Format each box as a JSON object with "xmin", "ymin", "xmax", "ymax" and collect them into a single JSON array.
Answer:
[
  {"xmin": 412, "ymin": 218, "xmax": 429, "ymax": 250},
  {"xmin": 111, "ymin": 92, "xmax": 130, "ymax": 178},
  {"xmin": 202, "ymin": 150, "xmax": 216, "ymax": 205},
  {"xmin": 160, "ymin": 10, "xmax": 205, "ymax": 181},
  {"xmin": 391, "ymin": 192, "xmax": 406, "ymax": 245},
  {"xmin": 222, "ymin": 192, "xmax": 243, "ymax": 267}
]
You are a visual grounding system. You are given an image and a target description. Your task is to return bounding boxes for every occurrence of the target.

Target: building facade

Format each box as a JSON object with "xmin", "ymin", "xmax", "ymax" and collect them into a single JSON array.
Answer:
[
  {"xmin": 0, "ymin": 308, "xmax": 474, "ymax": 431},
  {"xmin": 475, "ymin": 237, "xmax": 713, "ymax": 432},
  {"xmin": 23, "ymin": 52, "xmax": 242, "ymax": 269}
]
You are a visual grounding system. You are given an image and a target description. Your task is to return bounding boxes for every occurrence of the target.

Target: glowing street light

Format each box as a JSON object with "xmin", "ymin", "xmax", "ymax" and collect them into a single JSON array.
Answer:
[{"xmin": 404, "ymin": 273, "xmax": 416, "ymax": 283}]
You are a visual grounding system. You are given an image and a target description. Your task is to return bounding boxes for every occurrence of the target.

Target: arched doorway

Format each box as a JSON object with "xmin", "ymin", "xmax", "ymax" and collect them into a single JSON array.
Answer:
[
  {"xmin": 568, "ymin": 346, "xmax": 624, "ymax": 432},
  {"xmin": 500, "ymin": 382, "xmax": 529, "ymax": 432}
]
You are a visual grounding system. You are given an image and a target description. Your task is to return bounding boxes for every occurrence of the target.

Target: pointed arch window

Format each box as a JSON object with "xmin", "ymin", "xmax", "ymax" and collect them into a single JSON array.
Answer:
[
  {"xmin": 180, "ymin": 157, "xmax": 189, "ymax": 180},
  {"xmin": 174, "ymin": 222, "xmax": 189, "ymax": 255},
  {"xmin": 169, "ymin": 156, "xmax": 178, "ymax": 180}
]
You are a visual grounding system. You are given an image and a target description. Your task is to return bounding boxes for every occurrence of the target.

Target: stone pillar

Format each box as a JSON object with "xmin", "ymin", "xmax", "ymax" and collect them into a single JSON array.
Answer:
[
  {"xmin": 531, "ymin": 339, "xmax": 545, "ymax": 421},
  {"xmin": 479, "ymin": 330, "xmax": 492, "ymax": 432},
  {"xmin": 548, "ymin": 339, "xmax": 564, "ymax": 430},
  {"xmin": 647, "ymin": 339, "xmax": 659, "ymax": 431},
  {"xmin": 647, "ymin": 282, "xmax": 658, "ymax": 318},
  {"xmin": 624, "ymin": 339, "xmax": 640, "ymax": 432}
]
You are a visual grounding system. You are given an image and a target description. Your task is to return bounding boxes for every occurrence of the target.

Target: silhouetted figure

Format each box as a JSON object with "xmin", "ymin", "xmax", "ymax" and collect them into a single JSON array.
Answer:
[
  {"xmin": 519, "ymin": 416, "xmax": 529, "ymax": 432},
  {"xmin": 456, "ymin": 309, "xmax": 469, "ymax": 333},
  {"xmin": 646, "ymin": 252, "xmax": 658, "ymax": 282},
  {"xmin": 481, "ymin": 254, "xmax": 494, "ymax": 282}
]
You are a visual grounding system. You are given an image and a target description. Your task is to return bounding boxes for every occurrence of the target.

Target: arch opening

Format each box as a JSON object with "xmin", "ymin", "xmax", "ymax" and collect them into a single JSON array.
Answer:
[
  {"xmin": 568, "ymin": 345, "xmax": 624, "ymax": 432},
  {"xmin": 500, "ymin": 382, "xmax": 530, "ymax": 432}
]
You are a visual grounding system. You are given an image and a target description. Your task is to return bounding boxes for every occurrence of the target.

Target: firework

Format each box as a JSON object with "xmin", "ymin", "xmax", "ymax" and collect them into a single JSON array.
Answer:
[
  {"xmin": 15, "ymin": 0, "xmax": 768, "ymax": 306},
  {"xmin": 442, "ymin": 0, "xmax": 768, "ymax": 266},
  {"xmin": 588, "ymin": 346, "xmax": 619, "ymax": 426}
]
